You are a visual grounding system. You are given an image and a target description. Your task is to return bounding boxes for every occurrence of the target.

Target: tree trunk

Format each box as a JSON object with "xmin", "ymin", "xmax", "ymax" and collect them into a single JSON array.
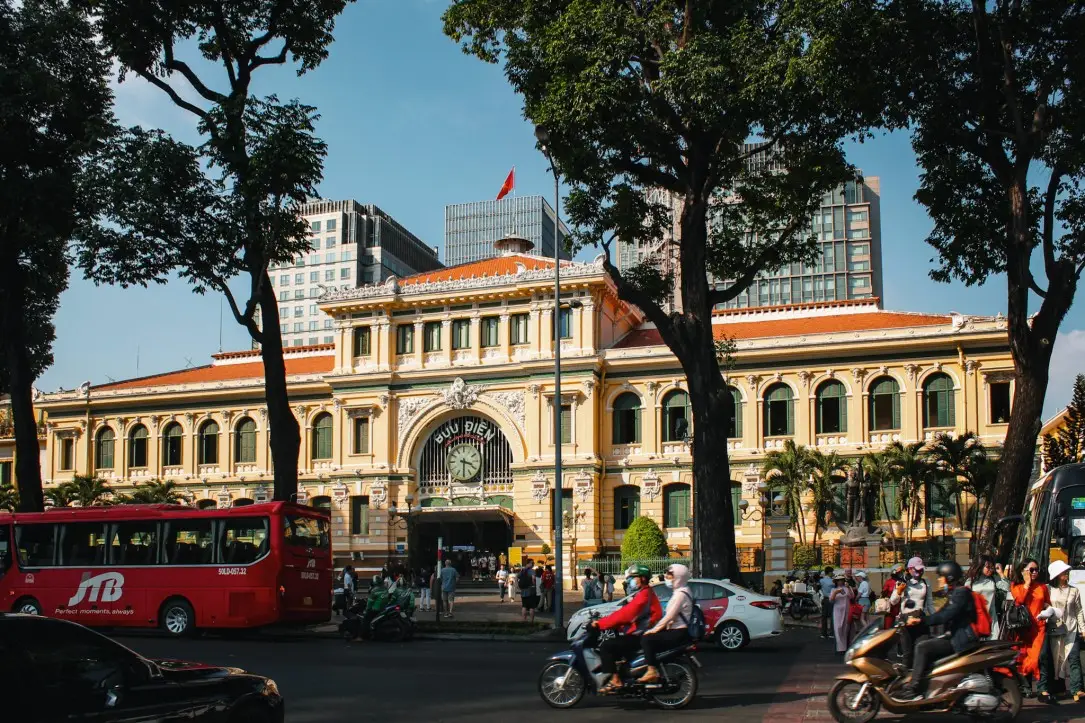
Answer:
[
  {"xmin": 0, "ymin": 277, "xmax": 45, "ymax": 512},
  {"xmin": 255, "ymin": 274, "xmax": 300, "ymax": 501}
]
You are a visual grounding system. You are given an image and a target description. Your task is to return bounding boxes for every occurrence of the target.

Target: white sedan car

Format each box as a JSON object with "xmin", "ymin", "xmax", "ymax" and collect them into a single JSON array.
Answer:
[{"xmin": 566, "ymin": 578, "xmax": 784, "ymax": 651}]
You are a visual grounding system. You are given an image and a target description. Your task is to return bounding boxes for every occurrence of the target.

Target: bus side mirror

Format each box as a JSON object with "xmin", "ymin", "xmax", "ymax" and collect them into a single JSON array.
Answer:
[
  {"xmin": 995, "ymin": 514, "xmax": 1024, "ymax": 529},
  {"xmin": 1055, "ymin": 517, "xmax": 1069, "ymax": 537},
  {"xmin": 1056, "ymin": 501, "xmax": 1068, "ymax": 517}
]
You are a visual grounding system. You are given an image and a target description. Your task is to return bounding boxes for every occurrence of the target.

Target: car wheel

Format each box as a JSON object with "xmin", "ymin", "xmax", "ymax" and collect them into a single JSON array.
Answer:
[
  {"xmin": 160, "ymin": 598, "xmax": 195, "ymax": 637},
  {"xmin": 13, "ymin": 596, "xmax": 42, "ymax": 615},
  {"xmin": 716, "ymin": 621, "xmax": 748, "ymax": 651}
]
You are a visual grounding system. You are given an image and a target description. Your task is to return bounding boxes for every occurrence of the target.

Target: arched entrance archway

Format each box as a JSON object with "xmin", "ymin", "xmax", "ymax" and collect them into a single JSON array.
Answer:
[{"xmin": 410, "ymin": 413, "xmax": 515, "ymax": 578}]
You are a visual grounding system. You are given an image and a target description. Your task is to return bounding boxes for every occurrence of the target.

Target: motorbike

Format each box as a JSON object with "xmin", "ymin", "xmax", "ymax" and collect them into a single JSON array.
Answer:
[
  {"xmin": 538, "ymin": 615, "xmax": 700, "ymax": 710},
  {"xmin": 783, "ymin": 590, "xmax": 821, "ymax": 621},
  {"xmin": 828, "ymin": 619, "xmax": 1022, "ymax": 722},
  {"xmin": 339, "ymin": 588, "xmax": 416, "ymax": 642}
]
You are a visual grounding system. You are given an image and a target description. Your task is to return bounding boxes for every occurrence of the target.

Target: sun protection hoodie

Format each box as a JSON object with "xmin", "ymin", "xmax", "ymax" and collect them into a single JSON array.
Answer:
[
  {"xmin": 597, "ymin": 581, "xmax": 662, "ymax": 635},
  {"xmin": 648, "ymin": 564, "xmax": 695, "ymax": 633}
]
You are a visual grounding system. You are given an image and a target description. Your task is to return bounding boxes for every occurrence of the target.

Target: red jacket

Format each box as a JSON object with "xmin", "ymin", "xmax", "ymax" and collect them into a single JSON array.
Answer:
[{"xmin": 597, "ymin": 586, "xmax": 662, "ymax": 635}]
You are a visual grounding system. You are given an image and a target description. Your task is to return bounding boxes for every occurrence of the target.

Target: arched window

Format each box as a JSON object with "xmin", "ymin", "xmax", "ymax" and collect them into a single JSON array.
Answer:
[
  {"xmin": 311, "ymin": 495, "xmax": 332, "ymax": 512},
  {"xmin": 235, "ymin": 417, "xmax": 257, "ymax": 463},
  {"xmin": 815, "ymin": 380, "xmax": 848, "ymax": 434},
  {"xmin": 614, "ymin": 485, "xmax": 640, "ymax": 530},
  {"xmin": 161, "ymin": 422, "xmax": 183, "ymax": 467},
  {"xmin": 232, "ymin": 497, "xmax": 254, "ymax": 507},
  {"xmin": 311, "ymin": 413, "xmax": 333, "ymax": 460},
  {"xmin": 763, "ymin": 383, "xmax": 794, "ymax": 437},
  {"xmin": 95, "ymin": 427, "xmax": 115, "ymax": 470},
  {"xmin": 663, "ymin": 483, "xmax": 691, "ymax": 528},
  {"xmin": 725, "ymin": 386, "xmax": 743, "ymax": 439},
  {"xmin": 196, "ymin": 498, "xmax": 217, "ymax": 510},
  {"xmin": 868, "ymin": 376, "xmax": 900, "ymax": 430},
  {"xmin": 612, "ymin": 393, "xmax": 641, "ymax": 444},
  {"xmin": 661, "ymin": 390, "xmax": 691, "ymax": 442},
  {"xmin": 923, "ymin": 373, "xmax": 956, "ymax": 428},
  {"xmin": 128, "ymin": 424, "xmax": 149, "ymax": 468},
  {"xmin": 198, "ymin": 420, "xmax": 219, "ymax": 465}
]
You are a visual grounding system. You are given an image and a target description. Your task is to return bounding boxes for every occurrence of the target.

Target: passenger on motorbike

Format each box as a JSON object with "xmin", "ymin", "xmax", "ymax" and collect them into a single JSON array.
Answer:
[
  {"xmin": 590, "ymin": 564, "xmax": 662, "ymax": 694},
  {"xmin": 638, "ymin": 564, "xmax": 694, "ymax": 684},
  {"xmin": 897, "ymin": 560, "xmax": 978, "ymax": 701}
]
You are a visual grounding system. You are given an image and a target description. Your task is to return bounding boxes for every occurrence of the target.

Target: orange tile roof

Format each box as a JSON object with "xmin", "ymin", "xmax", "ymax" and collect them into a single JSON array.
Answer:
[
  {"xmin": 399, "ymin": 254, "xmax": 561, "ymax": 286},
  {"xmin": 93, "ymin": 351, "xmax": 334, "ymax": 391},
  {"xmin": 614, "ymin": 311, "xmax": 953, "ymax": 349}
]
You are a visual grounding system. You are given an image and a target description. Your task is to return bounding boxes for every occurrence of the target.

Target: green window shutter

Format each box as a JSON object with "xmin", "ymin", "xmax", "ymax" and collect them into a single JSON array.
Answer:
[
  {"xmin": 786, "ymin": 398, "xmax": 794, "ymax": 435},
  {"xmin": 733, "ymin": 390, "xmax": 743, "ymax": 438},
  {"xmin": 351, "ymin": 496, "xmax": 370, "ymax": 535},
  {"xmin": 633, "ymin": 407, "xmax": 641, "ymax": 442},
  {"xmin": 560, "ymin": 405, "xmax": 572, "ymax": 444},
  {"xmin": 840, "ymin": 390, "xmax": 848, "ymax": 432},
  {"xmin": 732, "ymin": 485, "xmax": 742, "ymax": 526},
  {"xmin": 892, "ymin": 389, "xmax": 901, "ymax": 429},
  {"xmin": 354, "ymin": 417, "xmax": 370, "ymax": 454},
  {"xmin": 946, "ymin": 389, "xmax": 956, "ymax": 427}
]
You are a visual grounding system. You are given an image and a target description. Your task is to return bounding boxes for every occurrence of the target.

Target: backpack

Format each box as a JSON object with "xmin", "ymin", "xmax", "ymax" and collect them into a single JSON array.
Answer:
[
  {"xmin": 518, "ymin": 568, "xmax": 535, "ymax": 592},
  {"xmin": 971, "ymin": 591, "xmax": 992, "ymax": 637},
  {"xmin": 676, "ymin": 589, "xmax": 707, "ymax": 641}
]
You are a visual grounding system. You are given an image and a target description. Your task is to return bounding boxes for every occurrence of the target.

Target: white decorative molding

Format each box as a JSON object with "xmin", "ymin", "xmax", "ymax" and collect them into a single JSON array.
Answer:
[
  {"xmin": 253, "ymin": 485, "xmax": 269, "ymax": 503},
  {"xmin": 444, "ymin": 377, "xmax": 481, "ymax": 410},
  {"xmin": 487, "ymin": 391, "xmax": 527, "ymax": 429},
  {"xmin": 797, "ymin": 370, "xmax": 812, "ymax": 389},
  {"xmin": 527, "ymin": 384, "xmax": 541, "ymax": 398},
  {"xmin": 642, "ymin": 469, "xmax": 661, "ymax": 500},
  {"xmin": 851, "ymin": 367, "xmax": 867, "ymax": 384},
  {"xmin": 397, "ymin": 395, "xmax": 436, "ymax": 439},
  {"xmin": 369, "ymin": 479, "xmax": 388, "ymax": 507},
  {"xmin": 745, "ymin": 374, "xmax": 760, "ymax": 391},
  {"xmin": 582, "ymin": 378, "xmax": 596, "ymax": 395},
  {"xmin": 904, "ymin": 364, "xmax": 920, "ymax": 382},
  {"xmin": 216, "ymin": 485, "xmax": 231, "ymax": 509},
  {"xmin": 530, "ymin": 470, "xmax": 550, "ymax": 503},
  {"xmin": 332, "ymin": 481, "xmax": 349, "ymax": 507},
  {"xmin": 573, "ymin": 472, "xmax": 594, "ymax": 501},
  {"xmin": 965, "ymin": 359, "xmax": 979, "ymax": 376}
]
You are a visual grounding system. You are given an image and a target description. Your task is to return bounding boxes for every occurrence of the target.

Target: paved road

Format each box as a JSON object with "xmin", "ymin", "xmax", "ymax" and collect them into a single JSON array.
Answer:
[{"xmin": 108, "ymin": 629, "xmax": 1085, "ymax": 722}]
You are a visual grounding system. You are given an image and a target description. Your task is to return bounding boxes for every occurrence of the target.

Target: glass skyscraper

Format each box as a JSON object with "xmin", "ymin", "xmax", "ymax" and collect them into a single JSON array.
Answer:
[{"xmin": 444, "ymin": 195, "xmax": 571, "ymax": 266}]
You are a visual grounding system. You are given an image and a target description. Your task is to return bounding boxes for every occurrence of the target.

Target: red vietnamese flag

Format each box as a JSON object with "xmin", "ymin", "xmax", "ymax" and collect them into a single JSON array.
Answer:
[{"xmin": 496, "ymin": 168, "xmax": 515, "ymax": 200}]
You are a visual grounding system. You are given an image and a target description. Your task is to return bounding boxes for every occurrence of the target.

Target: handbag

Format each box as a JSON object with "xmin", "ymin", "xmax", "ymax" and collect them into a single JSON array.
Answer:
[
  {"xmin": 1004, "ymin": 602, "xmax": 1032, "ymax": 631},
  {"xmin": 873, "ymin": 597, "xmax": 892, "ymax": 614}
]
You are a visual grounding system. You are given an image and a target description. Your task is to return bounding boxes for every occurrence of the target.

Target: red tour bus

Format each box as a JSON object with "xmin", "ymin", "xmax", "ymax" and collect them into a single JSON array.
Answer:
[{"xmin": 0, "ymin": 501, "xmax": 330, "ymax": 635}]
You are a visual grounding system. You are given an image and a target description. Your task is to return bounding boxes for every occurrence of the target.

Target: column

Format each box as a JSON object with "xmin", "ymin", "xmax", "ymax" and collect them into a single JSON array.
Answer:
[
  {"xmin": 335, "ymin": 320, "xmax": 351, "ymax": 372},
  {"xmin": 499, "ymin": 312, "xmax": 511, "ymax": 361},
  {"xmin": 541, "ymin": 307, "xmax": 553, "ymax": 356},
  {"xmin": 442, "ymin": 317, "xmax": 452, "ymax": 365},
  {"xmin": 471, "ymin": 313, "xmax": 481, "ymax": 360},
  {"xmin": 953, "ymin": 530, "xmax": 972, "ymax": 567},
  {"xmin": 531, "ymin": 307, "xmax": 543, "ymax": 356},
  {"xmin": 375, "ymin": 319, "xmax": 391, "ymax": 371},
  {"xmin": 413, "ymin": 320, "xmax": 424, "ymax": 367},
  {"xmin": 580, "ymin": 299, "xmax": 597, "ymax": 352}
]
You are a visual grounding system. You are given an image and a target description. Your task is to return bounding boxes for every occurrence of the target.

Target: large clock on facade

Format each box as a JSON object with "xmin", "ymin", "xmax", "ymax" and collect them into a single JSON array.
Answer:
[{"xmin": 447, "ymin": 443, "xmax": 482, "ymax": 481}]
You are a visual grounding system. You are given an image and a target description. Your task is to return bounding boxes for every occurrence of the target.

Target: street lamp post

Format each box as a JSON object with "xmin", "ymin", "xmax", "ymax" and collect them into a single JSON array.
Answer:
[
  {"xmin": 535, "ymin": 123, "xmax": 564, "ymax": 629},
  {"xmin": 740, "ymin": 481, "xmax": 772, "ymax": 588},
  {"xmin": 388, "ymin": 494, "xmax": 415, "ymax": 572}
]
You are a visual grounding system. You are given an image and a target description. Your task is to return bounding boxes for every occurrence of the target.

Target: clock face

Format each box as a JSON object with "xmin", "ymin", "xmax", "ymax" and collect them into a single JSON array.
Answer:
[{"xmin": 447, "ymin": 443, "xmax": 483, "ymax": 481}]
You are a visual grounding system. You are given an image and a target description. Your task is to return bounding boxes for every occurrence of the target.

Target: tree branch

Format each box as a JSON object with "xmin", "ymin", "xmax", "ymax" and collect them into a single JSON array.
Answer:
[
  {"xmin": 1028, "ymin": 276, "xmax": 1048, "ymax": 298},
  {"xmin": 135, "ymin": 69, "xmax": 209, "ymax": 120},
  {"xmin": 163, "ymin": 44, "xmax": 228, "ymax": 105},
  {"xmin": 709, "ymin": 214, "xmax": 808, "ymax": 305},
  {"xmin": 1042, "ymin": 165, "xmax": 1064, "ymax": 274},
  {"xmin": 212, "ymin": 277, "xmax": 263, "ymax": 343},
  {"xmin": 613, "ymin": 156, "xmax": 681, "ymax": 192},
  {"xmin": 251, "ymin": 43, "xmax": 291, "ymax": 70},
  {"xmin": 599, "ymin": 236, "xmax": 672, "ymax": 333}
]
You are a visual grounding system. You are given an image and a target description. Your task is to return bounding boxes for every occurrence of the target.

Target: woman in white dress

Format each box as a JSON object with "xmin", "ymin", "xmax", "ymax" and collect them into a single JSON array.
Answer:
[
  {"xmin": 1044, "ymin": 560, "xmax": 1085, "ymax": 701},
  {"xmin": 965, "ymin": 554, "xmax": 1009, "ymax": 640},
  {"xmin": 829, "ymin": 573, "xmax": 854, "ymax": 654}
]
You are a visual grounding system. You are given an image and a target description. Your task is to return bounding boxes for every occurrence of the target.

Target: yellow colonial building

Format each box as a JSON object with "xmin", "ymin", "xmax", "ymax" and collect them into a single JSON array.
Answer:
[{"xmin": 35, "ymin": 247, "xmax": 1016, "ymax": 576}]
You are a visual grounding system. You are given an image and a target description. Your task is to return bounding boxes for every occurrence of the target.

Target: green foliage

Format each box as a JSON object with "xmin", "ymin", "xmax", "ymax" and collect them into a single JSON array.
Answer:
[
  {"xmin": 762, "ymin": 440, "xmax": 816, "ymax": 544},
  {"xmin": 925, "ymin": 431, "xmax": 988, "ymax": 529},
  {"xmin": 884, "ymin": 440, "xmax": 933, "ymax": 542},
  {"xmin": 118, "ymin": 479, "xmax": 181, "ymax": 505},
  {"xmin": 52, "ymin": 474, "xmax": 112, "ymax": 507},
  {"xmin": 809, "ymin": 450, "xmax": 848, "ymax": 544},
  {"xmin": 621, "ymin": 516, "xmax": 668, "ymax": 563},
  {"xmin": 0, "ymin": 481, "xmax": 18, "ymax": 512},
  {"xmin": 540, "ymin": 543, "xmax": 551, "ymax": 555},
  {"xmin": 792, "ymin": 543, "xmax": 818, "ymax": 571},
  {"xmin": 1044, "ymin": 375, "xmax": 1085, "ymax": 468}
]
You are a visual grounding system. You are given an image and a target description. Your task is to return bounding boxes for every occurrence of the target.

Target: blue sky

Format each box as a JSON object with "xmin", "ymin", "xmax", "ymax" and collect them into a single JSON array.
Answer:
[{"xmin": 40, "ymin": 0, "xmax": 1084, "ymax": 417}]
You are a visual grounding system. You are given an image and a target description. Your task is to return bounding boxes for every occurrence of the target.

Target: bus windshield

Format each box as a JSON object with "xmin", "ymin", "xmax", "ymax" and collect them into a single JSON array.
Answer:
[{"xmin": 1014, "ymin": 487, "xmax": 1051, "ymax": 564}]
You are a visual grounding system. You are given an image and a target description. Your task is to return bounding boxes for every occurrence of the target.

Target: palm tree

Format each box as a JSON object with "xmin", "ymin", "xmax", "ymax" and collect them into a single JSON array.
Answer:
[
  {"xmin": 0, "ymin": 481, "xmax": 18, "ymax": 512},
  {"xmin": 762, "ymin": 440, "xmax": 816, "ymax": 545},
  {"xmin": 55, "ymin": 475, "xmax": 113, "ymax": 507},
  {"xmin": 121, "ymin": 479, "xmax": 181, "ymax": 504},
  {"xmin": 926, "ymin": 432, "xmax": 987, "ymax": 530},
  {"xmin": 808, "ymin": 449, "xmax": 847, "ymax": 548},
  {"xmin": 862, "ymin": 451, "xmax": 898, "ymax": 552},
  {"xmin": 885, "ymin": 441, "xmax": 933, "ymax": 545}
]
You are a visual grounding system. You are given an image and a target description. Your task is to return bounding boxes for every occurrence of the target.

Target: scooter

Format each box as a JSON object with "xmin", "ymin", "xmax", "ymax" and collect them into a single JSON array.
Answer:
[
  {"xmin": 827, "ymin": 619, "xmax": 1022, "ymax": 722},
  {"xmin": 784, "ymin": 590, "xmax": 821, "ymax": 621},
  {"xmin": 339, "ymin": 591, "xmax": 416, "ymax": 642},
  {"xmin": 538, "ymin": 616, "xmax": 700, "ymax": 710}
]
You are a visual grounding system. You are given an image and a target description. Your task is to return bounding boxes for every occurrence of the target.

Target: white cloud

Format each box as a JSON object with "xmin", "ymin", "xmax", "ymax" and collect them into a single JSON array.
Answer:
[{"xmin": 1044, "ymin": 329, "xmax": 1085, "ymax": 419}]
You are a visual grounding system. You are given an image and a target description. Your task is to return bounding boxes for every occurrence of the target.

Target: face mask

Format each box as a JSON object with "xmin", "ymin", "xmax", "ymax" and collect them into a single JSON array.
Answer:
[{"xmin": 664, "ymin": 579, "xmax": 674, "ymax": 589}]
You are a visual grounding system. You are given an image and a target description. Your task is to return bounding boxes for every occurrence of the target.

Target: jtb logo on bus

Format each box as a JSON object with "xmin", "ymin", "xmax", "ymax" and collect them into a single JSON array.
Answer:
[{"xmin": 68, "ymin": 572, "xmax": 125, "ymax": 606}]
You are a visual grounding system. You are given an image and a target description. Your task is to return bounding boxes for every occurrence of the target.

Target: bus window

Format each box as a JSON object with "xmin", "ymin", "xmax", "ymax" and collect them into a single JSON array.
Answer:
[
  {"xmin": 1014, "ymin": 490, "xmax": 1051, "ymax": 565},
  {"xmin": 164, "ymin": 520, "xmax": 214, "ymax": 565},
  {"xmin": 221, "ymin": 517, "xmax": 269, "ymax": 565},
  {"xmin": 283, "ymin": 515, "xmax": 330, "ymax": 549},
  {"xmin": 15, "ymin": 524, "xmax": 57, "ymax": 568},
  {"xmin": 0, "ymin": 525, "xmax": 10, "ymax": 577},
  {"xmin": 108, "ymin": 521, "xmax": 160, "ymax": 566},
  {"xmin": 57, "ymin": 523, "xmax": 107, "ymax": 566}
]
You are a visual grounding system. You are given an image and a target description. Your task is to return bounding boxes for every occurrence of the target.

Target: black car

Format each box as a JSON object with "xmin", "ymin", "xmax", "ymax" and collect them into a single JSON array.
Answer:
[{"xmin": 0, "ymin": 614, "xmax": 284, "ymax": 722}]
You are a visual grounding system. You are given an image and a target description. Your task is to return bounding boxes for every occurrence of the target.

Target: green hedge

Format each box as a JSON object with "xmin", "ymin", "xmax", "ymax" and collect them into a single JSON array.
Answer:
[{"xmin": 621, "ymin": 516, "xmax": 668, "ymax": 562}]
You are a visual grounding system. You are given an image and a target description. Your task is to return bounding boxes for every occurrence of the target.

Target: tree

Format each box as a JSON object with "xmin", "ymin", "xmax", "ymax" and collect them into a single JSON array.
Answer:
[
  {"xmin": 54, "ymin": 474, "xmax": 112, "ymax": 507},
  {"xmin": 444, "ymin": 0, "xmax": 890, "ymax": 581},
  {"xmin": 808, "ymin": 450, "xmax": 847, "ymax": 548},
  {"xmin": 869, "ymin": 0, "xmax": 1085, "ymax": 559},
  {"xmin": 120, "ymin": 479, "xmax": 181, "ymax": 505},
  {"xmin": 762, "ymin": 440, "xmax": 816, "ymax": 545},
  {"xmin": 862, "ymin": 451, "xmax": 898, "ymax": 552},
  {"xmin": 885, "ymin": 441, "xmax": 932, "ymax": 545},
  {"xmin": 620, "ymin": 516, "xmax": 668, "ymax": 564},
  {"xmin": 925, "ymin": 432, "xmax": 987, "ymax": 531},
  {"xmin": 0, "ymin": 0, "xmax": 117, "ymax": 512},
  {"xmin": 1044, "ymin": 374, "xmax": 1085, "ymax": 468},
  {"xmin": 80, "ymin": 0, "xmax": 351, "ymax": 502}
]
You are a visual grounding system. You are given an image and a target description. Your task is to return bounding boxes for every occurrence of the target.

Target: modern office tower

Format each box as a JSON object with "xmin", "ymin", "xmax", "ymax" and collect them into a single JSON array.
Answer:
[
  {"xmin": 444, "ymin": 195, "xmax": 571, "ymax": 266},
  {"xmin": 268, "ymin": 199, "xmax": 442, "ymax": 348},
  {"xmin": 614, "ymin": 148, "xmax": 883, "ymax": 310}
]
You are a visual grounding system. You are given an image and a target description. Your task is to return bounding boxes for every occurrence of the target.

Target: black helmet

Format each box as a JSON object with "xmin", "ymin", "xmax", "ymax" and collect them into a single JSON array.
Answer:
[{"xmin": 937, "ymin": 560, "xmax": 963, "ymax": 585}]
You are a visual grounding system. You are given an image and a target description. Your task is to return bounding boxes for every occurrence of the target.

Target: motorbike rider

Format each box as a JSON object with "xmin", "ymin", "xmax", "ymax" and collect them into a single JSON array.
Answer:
[
  {"xmin": 897, "ymin": 560, "xmax": 978, "ymax": 701},
  {"xmin": 590, "ymin": 564, "xmax": 662, "ymax": 694},
  {"xmin": 639, "ymin": 564, "xmax": 694, "ymax": 684}
]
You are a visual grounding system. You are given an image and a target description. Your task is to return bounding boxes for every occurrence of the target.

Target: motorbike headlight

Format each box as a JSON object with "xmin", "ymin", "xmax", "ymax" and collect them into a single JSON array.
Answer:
[
  {"xmin": 262, "ymin": 679, "xmax": 280, "ymax": 698},
  {"xmin": 844, "ymin": 647, "xmax": 856, "ymax": 664}
]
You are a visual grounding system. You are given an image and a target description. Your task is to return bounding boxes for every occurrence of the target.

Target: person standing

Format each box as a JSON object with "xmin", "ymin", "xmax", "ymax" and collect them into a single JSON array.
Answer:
[
  {"xmin": 966, "ymin": 554, "xmax": 1010, "ymax": 640},
  {"xmin": 416, "ymin": 568, "xmax": 431, "ymax": 612},
  {"xmin": 439, "ymin": 559, "xmax": 459, "ymax": 618},
  {"xmin": 1010, "ymin": 558, "xmax": 1053, "ymax": 700},
  {"xmin": 830, "ymin": 573, "xmax": 854, "ymax": 653},
  {"xmin": 519, "ymin": 559, "xmax": 538, "ymax": 623},
  {"xmin": 855, "ymin": 571, "xmax": 871, "ymax": 627},
  {"xmin": 540, "ymin": 565, "xmax": 555, "ymax": 612},
  {"xmin": 496, "ymin": 564, "xmax": 509, "ymax": 602},
  {"xmin": 604, "ymin": 572, "xmax": 615, "ymax": 602},
  {"xmin": 1042, "ymin": 560, "xmax": 1084, "ymax": 702},
  {"xmin": 819, "ymin": 566, "xmax": 835, "ymax": 639},
  {"xmin": 582, "ymin": 569, "xmax": 603, "ymax": 606},
  {"xmin": 342, "ymin": 565, "xmax": 356, "ymax": 608},
  {"xmin": 880, "ymin": 564, "xmax": 904, "ymax": 629}
]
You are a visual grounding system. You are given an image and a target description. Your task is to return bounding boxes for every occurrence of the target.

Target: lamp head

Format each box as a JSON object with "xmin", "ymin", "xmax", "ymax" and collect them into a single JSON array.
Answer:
[
  {"xmin": 534, "ymin": 124, "xmax": 550, "ymax": 146},
  {"xmin": 389, "ymin": 501, "xmax": 397, "ymax": 516},
  {"xmin": 739, "ymin": 498, "xmax": 749, "ymax": 511},
  {"xmin": 405, "ymin": 493, "xmax": 415, "ymax": 508}
]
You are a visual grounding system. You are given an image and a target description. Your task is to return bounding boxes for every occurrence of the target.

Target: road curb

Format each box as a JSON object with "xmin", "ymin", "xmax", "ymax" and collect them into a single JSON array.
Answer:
[{"xmin": 306, "ymin": 627, "xmax": 559, "ymax": 643}]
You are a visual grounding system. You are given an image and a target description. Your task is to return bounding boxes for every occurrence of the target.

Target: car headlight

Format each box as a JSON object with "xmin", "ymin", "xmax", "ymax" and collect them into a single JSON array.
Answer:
[{"xmin": 262, "ymin": 679, "xmax": 281, "ymax": 698}]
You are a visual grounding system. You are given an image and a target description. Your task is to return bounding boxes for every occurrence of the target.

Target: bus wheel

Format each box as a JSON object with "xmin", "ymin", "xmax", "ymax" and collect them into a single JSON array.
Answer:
[
  {"xmin": 13, "ymin": 597, "xmax": 42, "ymax": 615},
  {"xmin": 160, "ymin": 598, "xmax": 195, "ymax": 637}
]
